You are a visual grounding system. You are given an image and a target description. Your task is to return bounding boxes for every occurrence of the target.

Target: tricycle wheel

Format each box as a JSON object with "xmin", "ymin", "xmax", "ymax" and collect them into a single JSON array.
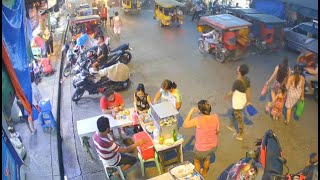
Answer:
[
  {"xmin": 215, "ymin": 50, "xmax": 225, "ymax": 63},
  {"xmin": 198, "ymin": 39, "xmax": 206, "ymax": 54},
  {"xmin": 63, "ymin": 62, "xmax": 72, "ymax": 77},
  {"xmin": 72, "ymin": 88, "xmax": 84, "ymax": 103}
]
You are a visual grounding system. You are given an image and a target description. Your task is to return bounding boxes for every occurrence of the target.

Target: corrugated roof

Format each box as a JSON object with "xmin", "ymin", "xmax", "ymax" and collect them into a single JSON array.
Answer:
[
  {"xmin": 280, "ymin": 0, "xmax": 317, "ymax": 11},
  {"xmin": 244, "ymin": 13, "xmax": 286, "ymax": 24},
  {"xmin": 199, "ymin": 14, "xmax": 252, "ymax": 30}
]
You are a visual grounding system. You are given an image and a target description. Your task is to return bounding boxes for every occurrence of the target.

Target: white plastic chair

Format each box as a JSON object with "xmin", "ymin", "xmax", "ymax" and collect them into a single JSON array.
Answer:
[{"xmin": 104, "ymin": 165, "xmax": 125, "ymax": 180}]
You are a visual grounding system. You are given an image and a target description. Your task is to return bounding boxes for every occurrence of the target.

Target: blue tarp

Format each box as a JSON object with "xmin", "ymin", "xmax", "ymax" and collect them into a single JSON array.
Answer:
[
  {"xmin": 251, "ymin": 0, "xmax": 286, "ymax": 19},
  {"xmin": 2, "ymin": 0, "xmax": 32, "ymax": 105}
]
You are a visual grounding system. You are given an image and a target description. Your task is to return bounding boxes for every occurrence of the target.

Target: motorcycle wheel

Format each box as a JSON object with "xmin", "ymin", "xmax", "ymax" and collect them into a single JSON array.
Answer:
[
  {"xmin": 215, "ymin": 49, "xmax": 225, "ymax": 63},
  {"xmin": 72, "ymin": 88, "xmax": 85, "ymax": 103},
  {"xmin": 113, "ymin": 79, "xmax": 131, "ymax": 91},
  {"xmin": 63, "ymin": 62, "xmax": 72, "ymax": 77},
  {"xmin": 119, "ymin": 51, "xmax": 132, "ymax": 64},
  {"xmin": 198, "ymin": 40, "xmax": 206, "ymax": 53}
]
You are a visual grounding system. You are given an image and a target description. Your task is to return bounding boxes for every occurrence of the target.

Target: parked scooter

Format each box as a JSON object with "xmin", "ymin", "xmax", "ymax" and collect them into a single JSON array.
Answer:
[
  {"xmin": 297, "ymin": 63, "xmax": 318, "ymax": 100},
  {"xmin": 72, "ymin": 63, "xmax": 131, "ymax": 103}
]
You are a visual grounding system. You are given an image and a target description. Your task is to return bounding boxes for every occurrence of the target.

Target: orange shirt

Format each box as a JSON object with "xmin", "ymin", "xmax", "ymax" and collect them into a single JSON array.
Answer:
[
  {"xmin": 100, "ymin": 93, "xmax": 124, "ymax": 110},
  {"xmin": 101, "ymin": 7, "xmax": 107, "ymax": 18}
]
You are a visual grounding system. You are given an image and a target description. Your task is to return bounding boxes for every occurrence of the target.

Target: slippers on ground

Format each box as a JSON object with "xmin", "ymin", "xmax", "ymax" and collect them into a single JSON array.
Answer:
[{"xmin": 284, "ymin": 121, "xmax": 289, "ymax": 125}]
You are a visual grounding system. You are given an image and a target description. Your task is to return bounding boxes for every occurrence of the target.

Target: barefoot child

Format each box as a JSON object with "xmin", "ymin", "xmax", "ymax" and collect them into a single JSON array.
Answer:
[{"xmin": 271, "ymin": 86, "xmax": 286, "ymax": 120}]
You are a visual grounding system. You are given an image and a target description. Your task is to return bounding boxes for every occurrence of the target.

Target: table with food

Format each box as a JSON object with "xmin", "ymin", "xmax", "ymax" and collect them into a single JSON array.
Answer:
[{"xmin": 149, "ymin": 161, "xmax": 204, "ymax": 180}]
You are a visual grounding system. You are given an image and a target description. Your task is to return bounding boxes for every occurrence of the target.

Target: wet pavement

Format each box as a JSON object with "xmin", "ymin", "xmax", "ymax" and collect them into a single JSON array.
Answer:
[{"xmin": 59, "ymin": 8, "xmax": 318, "ymax": 180}]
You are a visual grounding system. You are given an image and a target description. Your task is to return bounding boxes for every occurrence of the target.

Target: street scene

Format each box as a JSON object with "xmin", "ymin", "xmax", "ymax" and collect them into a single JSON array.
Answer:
[{"xmin": 2, "ymin": 0, "xmax": 318, "ymax": 180}]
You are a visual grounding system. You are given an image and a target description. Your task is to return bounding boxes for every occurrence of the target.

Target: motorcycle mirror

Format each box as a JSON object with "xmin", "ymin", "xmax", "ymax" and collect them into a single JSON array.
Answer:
[{"xmin": 278, "ymin": 157, "xmax": 287, "ymax": 164}]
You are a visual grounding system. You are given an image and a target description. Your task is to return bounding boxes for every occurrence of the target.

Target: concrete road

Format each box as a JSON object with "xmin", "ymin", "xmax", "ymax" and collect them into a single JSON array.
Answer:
[{"xmin": 61, "ymin": 9, "xmax": 318, "ymax": 180}]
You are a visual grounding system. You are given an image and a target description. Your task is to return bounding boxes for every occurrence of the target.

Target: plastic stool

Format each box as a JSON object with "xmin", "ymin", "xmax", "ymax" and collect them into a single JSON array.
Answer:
[
  {"xmin": 104, "ymin": 166, "xmax": 125, "ymax": 180},
  {"xmin": 38, "ymin": 99, "xmax": 56, "ymax": 130},
  {"xmin": 138, "ymin": 151, "xmax": 161, "ymax": 176}
]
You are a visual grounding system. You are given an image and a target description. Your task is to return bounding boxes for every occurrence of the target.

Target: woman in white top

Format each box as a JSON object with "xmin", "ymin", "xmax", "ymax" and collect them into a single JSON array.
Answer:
[{"xmin": 113, "ymin": 12, "xmax": 122, "ymax": 39}]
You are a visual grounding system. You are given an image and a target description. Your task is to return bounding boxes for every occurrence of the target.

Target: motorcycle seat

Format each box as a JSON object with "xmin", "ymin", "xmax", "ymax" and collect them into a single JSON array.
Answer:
[{"xmin": 107, "ymin": 50, "xmax": 122, "ymax": 58}]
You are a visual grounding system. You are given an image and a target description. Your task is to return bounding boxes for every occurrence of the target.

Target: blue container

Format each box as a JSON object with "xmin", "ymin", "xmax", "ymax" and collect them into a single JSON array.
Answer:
[
  {"xmin": 39, "ymin": 99, "xmax": 52, "ymax": 112},
  {"xmin": 24, "ymin": 106, "xmax": 39, "ymax": 120},
  {"xmin": 246, "ymin": 105, "xmax": 258, "ymax": 117}
]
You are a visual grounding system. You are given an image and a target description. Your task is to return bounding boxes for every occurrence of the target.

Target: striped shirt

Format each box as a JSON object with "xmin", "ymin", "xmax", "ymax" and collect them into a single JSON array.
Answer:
[{"xmin": 93, "ymin": 132, "xmax": 121, "ymax": 166}]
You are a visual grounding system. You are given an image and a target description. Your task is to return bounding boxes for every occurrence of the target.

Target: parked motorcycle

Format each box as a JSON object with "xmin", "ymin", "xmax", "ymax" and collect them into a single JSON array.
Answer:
[
  {"xmin": 218, "ymin": 129, "xmax": 316, "ymax": 180},
  {"xmin": 74, "ymin": 42, "xmax": 133, "ymax": 73},
  {"xmin": 198, "ymin": 35, "xmax": 228, "ymax": 63},
  {"xmin": 71, "ymin": 63, "xmax": 131, "ymax": 103},
  {"xmin": 62, "ymin": 44, "xmax": 80, "ymax": 77},
  {"xmin": 297, "ymin": 63, "xmax": 318, "ymax": 100}
]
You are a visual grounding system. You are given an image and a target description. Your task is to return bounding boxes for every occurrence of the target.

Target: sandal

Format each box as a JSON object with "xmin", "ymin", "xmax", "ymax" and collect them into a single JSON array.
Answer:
[{"xmin": 284, "ymin": 121, "xmax": 289, "ymax": 125}]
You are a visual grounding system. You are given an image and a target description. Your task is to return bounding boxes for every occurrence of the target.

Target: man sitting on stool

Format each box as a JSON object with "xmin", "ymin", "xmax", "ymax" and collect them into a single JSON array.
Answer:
[{"xmin": 93, "ymin": 116, "xmax": 146, "ymax": 178}]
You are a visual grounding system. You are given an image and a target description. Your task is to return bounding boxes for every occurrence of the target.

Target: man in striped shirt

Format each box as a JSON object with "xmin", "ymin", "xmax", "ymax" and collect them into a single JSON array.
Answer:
[{"xmin": 93, "ymin": 116, "xmax": 146, "ymax": 177}]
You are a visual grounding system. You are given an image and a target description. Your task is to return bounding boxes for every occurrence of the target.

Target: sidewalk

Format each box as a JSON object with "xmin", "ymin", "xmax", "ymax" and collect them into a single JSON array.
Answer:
[{"xmin": 10, "ymin": 13, "xmax": 68, "ymax": 180}]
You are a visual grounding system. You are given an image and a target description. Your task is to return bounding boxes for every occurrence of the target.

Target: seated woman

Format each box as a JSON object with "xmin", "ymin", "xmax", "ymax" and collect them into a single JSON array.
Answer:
[
  {"xmin": 133, "ymin": 83, "xmax": 152, "ymax": 133},
  {"xmin": 134, "ymin": 83, "xmax": 152, "ymax": 114}
]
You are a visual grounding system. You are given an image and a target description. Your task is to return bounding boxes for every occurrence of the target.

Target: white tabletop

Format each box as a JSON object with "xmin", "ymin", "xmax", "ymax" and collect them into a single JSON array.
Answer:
[{"xmin": 77, "ymin": 112, "xmax": 133, "ymax": 138}]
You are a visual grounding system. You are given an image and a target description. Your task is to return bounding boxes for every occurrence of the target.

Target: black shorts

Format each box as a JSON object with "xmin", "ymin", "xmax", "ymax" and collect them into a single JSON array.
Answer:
[
  {"xmin": 101, "ymin": 17, "xmax": 108, "ymax": 21},
  {"xmin": 109, "ymin": 16, "xmax": 113, "ymax": 20},
  {"xmin": 118, "ymin": 153, "xmax": 137, "ymax": 166}
]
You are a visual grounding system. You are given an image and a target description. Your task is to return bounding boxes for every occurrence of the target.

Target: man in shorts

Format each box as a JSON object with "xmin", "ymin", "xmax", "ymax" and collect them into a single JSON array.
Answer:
[
  {"xmin": 100, "ymin": 4, "xmax": 108, "ymax": 27},
  {"xmin": 108, "ymin": 5, "xmax": 115, "ymax": 27},
  {"xmin": 93, "ymin": 116, "xmax": 146, "ymax": 178}
]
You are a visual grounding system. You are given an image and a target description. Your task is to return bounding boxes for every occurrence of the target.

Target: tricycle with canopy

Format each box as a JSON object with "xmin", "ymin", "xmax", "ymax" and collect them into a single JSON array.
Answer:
[
  {"xmin": 153, "ymin": 0, "xmax": 185, "ymax": 27},
  {"xmin": 197, "ymin": 14, "xmax": 252, "ymax": 63},
  {"xmin": 243, "ymin": 13, "xmax": 286, "ymax": 53}
]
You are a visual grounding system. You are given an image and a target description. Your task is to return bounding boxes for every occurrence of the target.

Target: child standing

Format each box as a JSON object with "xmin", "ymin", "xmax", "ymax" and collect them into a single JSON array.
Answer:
[{"xmin": 271, "ymin": 86, "xmax": 286, "ymax": 120}]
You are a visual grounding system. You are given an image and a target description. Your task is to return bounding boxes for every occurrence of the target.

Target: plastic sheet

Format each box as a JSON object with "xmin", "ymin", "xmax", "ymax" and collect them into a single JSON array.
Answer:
[{"xmin": 2, "ymin": 0, "xmax": 32, "ymax": 105}]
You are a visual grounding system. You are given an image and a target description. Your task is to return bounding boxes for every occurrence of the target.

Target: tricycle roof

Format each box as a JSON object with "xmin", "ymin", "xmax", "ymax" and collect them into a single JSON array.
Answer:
[
  {"xmin": 227, "ymin": 8, "xmax": 261, "ymax": 14},
  {"xmin": 199, "ymin": 14, "xmax": 252, "ymax": 30},
  {"xmin": 155, "ymin": 0, "xmax": 185, "ymax": 8},
  {"xmin": 70, "ymin": 15, "xmax": 100, "ymax": 23},
  {"xmin": 244, "ymin": 13, "xmax": 286, "ymax": 24}
]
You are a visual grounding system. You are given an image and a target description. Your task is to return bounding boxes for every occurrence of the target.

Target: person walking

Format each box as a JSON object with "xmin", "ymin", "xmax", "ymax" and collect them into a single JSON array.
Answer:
[
  {"xmin": 183, "ymin": 100, "xmax": 219, "ymax": 178},
  {"xmin": 108, "ymin": 5, "xmax": 115, "ymax": 27},
  {"xmin": 100, "ymin": 4, "xmax": 108, "ymax": 27},
  {"xmin": 284, "ymin": 64, "xmax": 305, "ymax": 125},
  {"xmin": 192, "ymin": 1, "xmax": 203, "ymax": 22},
  {"xmin": 225, "ymin": 64, "xmax": 252, "ymax": 141},
  {"xmin": 113, "ymin": 12, "xmax": 122, "ymax": 39},
  {"xmin": 265, "ymin": 57, "xmax": 290, "ymax": 112},
  {"xmin": 270, "ymin": 85, "xmax": 287, "ymax": 120},
  {"xmin": 43, "ymin": 25, "xmax": 54, "ymax": 57}
]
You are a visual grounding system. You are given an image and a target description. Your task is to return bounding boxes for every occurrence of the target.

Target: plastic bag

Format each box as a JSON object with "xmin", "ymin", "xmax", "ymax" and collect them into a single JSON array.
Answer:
[{"xmin": 295, "ymin": 100, "xmax": 304, "ymax": 118}]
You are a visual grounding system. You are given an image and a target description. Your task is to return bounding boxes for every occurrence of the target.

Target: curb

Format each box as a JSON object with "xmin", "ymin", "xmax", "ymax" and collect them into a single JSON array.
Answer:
[{"xmin": 53, "ymin": 17, "xmax": 69, "ymax": 179}]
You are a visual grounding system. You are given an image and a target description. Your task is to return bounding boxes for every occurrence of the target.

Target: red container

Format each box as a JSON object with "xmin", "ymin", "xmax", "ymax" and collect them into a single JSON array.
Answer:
[{"xmin": 133, "ymin": 131, "xmax": 155, "ymax": 160}]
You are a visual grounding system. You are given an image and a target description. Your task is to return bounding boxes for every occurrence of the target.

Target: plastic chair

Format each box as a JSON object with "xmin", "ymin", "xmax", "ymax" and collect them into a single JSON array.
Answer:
[
  {"xmin": 138, "ymin": 151, "xmax": 161, "ymax": 176},
  {"xmin": 38, "ymin": 99, "xmax": 56, "ymax": 130},
  {"xmin": 104, "ymin": 165, "xmax": 125, "ymax": 180}
]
